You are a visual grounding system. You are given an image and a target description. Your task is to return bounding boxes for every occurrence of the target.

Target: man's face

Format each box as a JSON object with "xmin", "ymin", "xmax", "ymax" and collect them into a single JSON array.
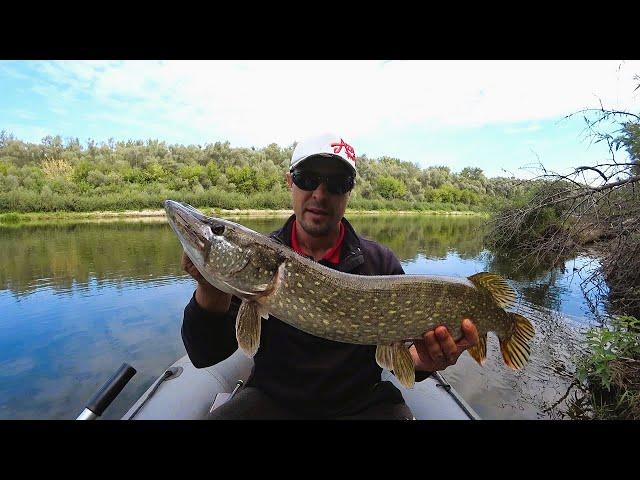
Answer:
[{"xmin": 286, "ymin": 157, "xmax": 354, "ymax": 238}]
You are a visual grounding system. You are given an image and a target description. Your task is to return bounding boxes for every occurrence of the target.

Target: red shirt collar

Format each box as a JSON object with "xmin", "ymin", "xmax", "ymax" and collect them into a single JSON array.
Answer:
[{"xmin": 291, "ymin": 219, "xmax": 345, "ymax": 264}]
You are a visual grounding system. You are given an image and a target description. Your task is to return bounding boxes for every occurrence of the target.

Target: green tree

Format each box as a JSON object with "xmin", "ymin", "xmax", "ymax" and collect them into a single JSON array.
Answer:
[
  {"xmin": 376, "ymin": 176, "xmax": 408, "ymax": 199},
  {"xmin": 226, "ymin": 165, "xmax": 257, "ymax": 194}
]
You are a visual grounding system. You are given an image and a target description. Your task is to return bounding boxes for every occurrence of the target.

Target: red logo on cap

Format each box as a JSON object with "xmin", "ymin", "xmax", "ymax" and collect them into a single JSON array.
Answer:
[{"xmin": 331, "ymin": 139, "xmax": 356, "ymax": 162}]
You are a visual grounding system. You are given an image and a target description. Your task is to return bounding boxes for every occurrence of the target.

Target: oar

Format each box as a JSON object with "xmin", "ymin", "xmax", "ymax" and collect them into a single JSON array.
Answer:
[{"xmin": 77, "ymin": 363, "xmax": 137, "ymax": 420}]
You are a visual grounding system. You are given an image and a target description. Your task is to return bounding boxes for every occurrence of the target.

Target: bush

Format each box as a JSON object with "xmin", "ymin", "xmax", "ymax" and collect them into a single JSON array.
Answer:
[
  {"xmin": 376, "ymin": 176, "xmax": 408, "ymax": 199},
  {"xmin": 576, "ymin": 316, "xmax": 640, "ymax": 419}
]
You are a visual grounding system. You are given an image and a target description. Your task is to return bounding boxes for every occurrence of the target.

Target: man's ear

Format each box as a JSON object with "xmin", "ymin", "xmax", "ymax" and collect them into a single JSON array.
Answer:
[{"xmin": 285, "ymin": 172, "xmax": 292, "ymax": 190}]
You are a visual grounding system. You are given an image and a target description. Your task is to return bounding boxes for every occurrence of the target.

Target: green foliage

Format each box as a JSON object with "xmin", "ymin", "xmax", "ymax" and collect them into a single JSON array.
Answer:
[
  {"xmin": 0, "ymin": 212, "xmax": 21, "ymax": 224},
  {"xmin": 0, "ymin": 134, "xmax": 533, "ymax": 213},
  {"xmin": 0, "ymin": 160, "xmax": 10, "ymax": 176},
  {"xmin": 486, "ymin": 181, "xmax": 570, "ymax": 253},
  {"xmin": 226, "ymin": 165, "xmax": 257, "ymax": 195},
  {"xmin": 575, "ymin": 316, "xmax": 640, "ymax": 419},
  {"xmin": 376, "ymin": 176, "xmax": 408, "ymax": 199},
  {"xmin": 615, "ymin": 122, "xmax": 640, "ymax": 164},
  {"xmin": 205, "ymin": 161, "xmax": 220, "ymax": 184},
  {"xmin": 71, "ymin": 160, "xmax": 93, "ymax": 184},
  {"xmin": 144, "ymin": 162, "xmax": 166, "ymax": 182},
  {"xmin": 577, "ymin": 316, "xmax": 640, "ymax": 390}
]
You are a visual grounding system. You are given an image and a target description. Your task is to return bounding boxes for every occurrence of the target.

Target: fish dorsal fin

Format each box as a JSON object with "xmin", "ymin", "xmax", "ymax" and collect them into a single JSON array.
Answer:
[{"xmin": 468, "ymin": 272, "xmax": 516, "ymax": 309}]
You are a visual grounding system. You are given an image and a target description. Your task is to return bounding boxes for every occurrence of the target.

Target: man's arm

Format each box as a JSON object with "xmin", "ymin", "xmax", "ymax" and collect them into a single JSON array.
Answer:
[
  {"xmin": 181, "ymin": 292, "xmax": 240, "ymax": 368},
  {"xmin": 180, "ymin": 252, "xmax": 239, "ymax": 368}
]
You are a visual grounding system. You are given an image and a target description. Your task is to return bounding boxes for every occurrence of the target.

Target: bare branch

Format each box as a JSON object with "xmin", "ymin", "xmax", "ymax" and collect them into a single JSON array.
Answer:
[{"xmin": 575, "ymin": 166, "xmax": 610, "ymax": 183}]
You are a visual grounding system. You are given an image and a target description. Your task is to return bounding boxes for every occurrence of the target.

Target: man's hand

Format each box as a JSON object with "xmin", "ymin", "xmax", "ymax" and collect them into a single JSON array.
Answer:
[
  {"xmin": 410, "ymin": 319, "xmax": 479, "ymax": 372},
  {"xmin": 182, "ymin": 251, "xmax": 231, "ymax": 314},
  {"xmin": 182, "ymin": 251, "xmax": 209, "ymax": 285}
]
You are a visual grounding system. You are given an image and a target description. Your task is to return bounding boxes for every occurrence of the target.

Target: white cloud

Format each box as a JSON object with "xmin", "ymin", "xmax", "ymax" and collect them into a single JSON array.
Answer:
[
  {"xmin": 2, "ymin": 124, "xmax": 54, "ymax": 143},
  {"xmin": 504, "ymin": 124, "xmax": 543, "ymax": 135},
  {"xmin": 16, "ymin": 60, "xmax": 640, "ymax": 148}
]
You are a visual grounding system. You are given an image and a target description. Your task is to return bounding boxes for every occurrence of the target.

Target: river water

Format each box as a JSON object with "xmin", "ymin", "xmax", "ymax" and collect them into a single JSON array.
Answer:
[{"xmin": 0, "ymin": 214, "xmax": 601, "ymax": 419}]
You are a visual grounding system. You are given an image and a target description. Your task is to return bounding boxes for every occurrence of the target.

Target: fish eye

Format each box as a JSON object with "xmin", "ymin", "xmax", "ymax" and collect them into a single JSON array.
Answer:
[{"xmin": 211, "ymin": 224, "xmax": 225, "ymax": 235}]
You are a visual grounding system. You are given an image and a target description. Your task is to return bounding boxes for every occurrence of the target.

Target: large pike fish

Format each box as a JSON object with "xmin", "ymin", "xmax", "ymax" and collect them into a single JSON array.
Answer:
[{"xmin": 165, "ymin": 200, "xmax": 535, "ymax": 388}]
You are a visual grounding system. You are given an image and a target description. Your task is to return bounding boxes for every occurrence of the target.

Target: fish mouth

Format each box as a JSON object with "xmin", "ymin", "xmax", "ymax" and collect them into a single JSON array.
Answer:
[
  {"xmin": 164, "ymin": 200, "xmax": 213, "ymax": 256},
  {"xmin": 164, "ymin": 200, "xmax": 281, "ymax": 300}
]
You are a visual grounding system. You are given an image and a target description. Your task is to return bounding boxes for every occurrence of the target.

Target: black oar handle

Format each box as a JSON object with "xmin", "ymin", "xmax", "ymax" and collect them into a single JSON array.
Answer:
[{"xmin": 86, "ymin": 363, "xmax": 137, "ymax": 417}]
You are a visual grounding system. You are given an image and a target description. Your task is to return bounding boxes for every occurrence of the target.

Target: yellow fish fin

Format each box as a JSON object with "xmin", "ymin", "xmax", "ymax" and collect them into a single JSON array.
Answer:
[
  {"xmin": 375, "ymin": 344, "xmax": 395, "ymax": 371},
  {"xmin": 235, "ymin": 300, "xmax": 263, "ymax": 357},
  {"xmin": 467, "ymin": 333, "xmax": 488, "ymax": 366},
  {"xmin": 392, "ymin": 343, "xmax": 415, "ymax": 389},
  {"xmin": 468, "ymin": 272, "xmax": 517, "ymax": 309},
  {"xmin": 499, "ymin": 313, "xmax": 535, "ymax": 370}
]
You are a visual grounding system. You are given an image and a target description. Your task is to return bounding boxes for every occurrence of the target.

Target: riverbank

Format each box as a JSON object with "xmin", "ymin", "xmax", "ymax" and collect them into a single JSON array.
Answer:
[{"xmin": 0, "ymin": 208, "xmax": 488, "ymax": 225}]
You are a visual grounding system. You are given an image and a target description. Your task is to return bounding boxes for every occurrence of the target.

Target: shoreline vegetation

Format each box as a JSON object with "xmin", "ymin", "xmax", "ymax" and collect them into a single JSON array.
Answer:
[
  {"xmin": 0, "ymin": 132, "xmax": 533, "ymax": 217},
  {"xmin": 0, "ymin": 208, "xmax": 486, "ymax": 226},
  {"xmin": 485, "ymin": 103, "xmax": 640, "ymax": 419}
]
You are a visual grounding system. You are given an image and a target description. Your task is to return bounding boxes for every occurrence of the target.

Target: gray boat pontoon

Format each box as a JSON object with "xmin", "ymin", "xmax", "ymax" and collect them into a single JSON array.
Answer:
[{"xmin": 113, "ymin": 350, "xmax": 480, "ymax": 420}]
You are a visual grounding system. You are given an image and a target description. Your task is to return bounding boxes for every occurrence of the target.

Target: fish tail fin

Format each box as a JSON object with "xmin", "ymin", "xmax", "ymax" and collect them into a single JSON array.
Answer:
[
  {"xmin": 376, "ymin": 343, "xmax": 416, "ymax": 389},
  {"xmin": 499, "ymin": 313, "xmax": 535, "ymax": 370},
  {"xmin": 467, "ymin": 333, "xmax": 488, "ymax": 366},
  {"xmin": 235, "ymin": 300, "xmax": 263, "ymax": 357}
]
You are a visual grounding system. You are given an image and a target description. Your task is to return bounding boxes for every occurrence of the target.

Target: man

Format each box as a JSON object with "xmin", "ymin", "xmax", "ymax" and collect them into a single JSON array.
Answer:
[{"xmin": 181, "ymin": 133, "xmax": 479, "ymax": 419}]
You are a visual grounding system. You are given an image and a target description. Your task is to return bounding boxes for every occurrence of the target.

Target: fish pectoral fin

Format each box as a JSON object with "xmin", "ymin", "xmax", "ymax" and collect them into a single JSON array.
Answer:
[
  {"xmin": 236, "ymin": 300, "xmax": 263, "ymax": 357},
  {"xmin": 375, "ymin": 344, "xmax": 395, "ymax": 371},
  {"xmin": 467, "ymin": 333, "xmax": 488, "ymax": 366},
  {"xmin": 391, "ymin": 343, "xmax": 416, "ymax": 389},
  {"xmin": 499, "ymin": 313, "xmax": 535, "ymax": 370},
  {"xmin": 255, "ymin": 303, "xmax": 270, "ymax": 320},
  {"xmin": 468, "ymin": 272, "xmax": 517, "ymax": 309}
]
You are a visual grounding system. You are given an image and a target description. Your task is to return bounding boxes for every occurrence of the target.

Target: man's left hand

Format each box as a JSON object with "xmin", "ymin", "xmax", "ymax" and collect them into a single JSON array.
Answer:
[{"xmin": 410, "ymin": 319, "xmax": 479, "ymax": 372}]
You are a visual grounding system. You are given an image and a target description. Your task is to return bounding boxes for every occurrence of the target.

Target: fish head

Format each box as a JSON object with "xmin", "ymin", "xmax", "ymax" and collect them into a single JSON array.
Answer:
[{"xmin": 164, "ymin": 200, "xmax": 284, "ymax": 298}]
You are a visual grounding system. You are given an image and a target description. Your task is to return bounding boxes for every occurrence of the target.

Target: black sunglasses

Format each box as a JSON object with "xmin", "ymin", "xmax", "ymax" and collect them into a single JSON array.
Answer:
[{"xmin": 291, "ymin": 170, "xmax": 355, "ymax": 195}]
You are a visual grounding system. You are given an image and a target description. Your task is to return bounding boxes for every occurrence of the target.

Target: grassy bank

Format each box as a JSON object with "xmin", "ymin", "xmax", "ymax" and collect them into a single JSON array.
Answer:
[
  {"xmin": 573, "ymin": 315, "xmax": 640, "ymax": 419},
  {"xmin": 0, "ymin": 207, "xmax": 487, "ymax": 226}
]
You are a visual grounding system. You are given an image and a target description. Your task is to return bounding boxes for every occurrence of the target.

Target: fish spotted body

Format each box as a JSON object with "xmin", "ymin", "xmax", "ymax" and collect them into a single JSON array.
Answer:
[{"xmin": 165, "ymin": 200, "xmax": 535, "ymax": 388}]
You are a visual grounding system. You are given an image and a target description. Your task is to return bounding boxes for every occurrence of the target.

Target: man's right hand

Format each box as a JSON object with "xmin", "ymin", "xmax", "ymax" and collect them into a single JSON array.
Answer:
[{"xmin": 182, "ymin": 251, "xmax": 231, "ymax": 314}]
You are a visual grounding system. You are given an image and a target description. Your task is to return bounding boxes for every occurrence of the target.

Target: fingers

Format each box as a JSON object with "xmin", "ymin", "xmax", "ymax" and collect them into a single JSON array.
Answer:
[
  {"xmin": 181, "ymin": 251, "xmax": 206, "ymax": 284},
  {"xmin": 423, "ymin": 329, "xmax": 456, "ymax": 365},
  {"xmin": 435, "ymin": 326, "xmax": 460, "ymax": 364},
  {"xmin": 421, "ymin": 330, "xmax": 443, "ymax": 364},
  {"xmin": 414, "ymin": 320, "xmax": 480, "ymax": 372},
  {"xmin": 457, "ymin": 319, "xmax": 479, "ymax": 350},
  {"xmin": 181, "ymin": 251, "xmax": 191, "ymax": 271},
  {"xmin": 413, "ymin": 328, "xmax": 457, "ymax": 371}
]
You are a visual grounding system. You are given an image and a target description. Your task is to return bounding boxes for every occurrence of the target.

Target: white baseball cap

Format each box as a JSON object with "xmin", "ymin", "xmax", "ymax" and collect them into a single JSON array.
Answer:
[{"xmin": 290, "ymin": 133, "xmax": 357, "ymax": 175}]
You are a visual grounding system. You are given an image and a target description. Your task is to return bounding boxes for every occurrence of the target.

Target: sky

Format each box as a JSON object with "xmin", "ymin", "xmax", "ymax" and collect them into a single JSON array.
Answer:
[{"xmin": 1, "ymin": 60, "xmax": 638, "ymax": 178}]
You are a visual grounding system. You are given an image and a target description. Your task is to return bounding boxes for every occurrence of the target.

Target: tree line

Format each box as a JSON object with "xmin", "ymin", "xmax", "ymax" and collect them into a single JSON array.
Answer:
[{"xmin": 0, "ymin": 132, "xmax": 533, "ymax": 213}]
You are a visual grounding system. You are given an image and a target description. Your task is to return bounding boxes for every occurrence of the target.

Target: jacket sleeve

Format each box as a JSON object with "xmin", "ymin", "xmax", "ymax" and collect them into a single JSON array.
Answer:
[
  {"xmin": 384, "ymin": 248, "xmax": 405, "ymax": 275},
  {"xmin": 384, "ymin": 247, "xmax": 432, "ymax": 383},
  {"xmin": 181, "ymin": 291, "xmax": 241, "ymax": 368}
]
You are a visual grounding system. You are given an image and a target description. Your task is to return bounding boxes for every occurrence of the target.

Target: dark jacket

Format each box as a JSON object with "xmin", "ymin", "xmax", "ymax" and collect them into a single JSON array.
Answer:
[{"xmin": 181, "ymin": 215, "xmax": 431, "ymax": 418}]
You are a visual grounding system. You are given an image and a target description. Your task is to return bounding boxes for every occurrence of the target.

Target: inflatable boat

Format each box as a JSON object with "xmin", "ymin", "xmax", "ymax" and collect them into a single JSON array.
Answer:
[{"xmin": 113, "ymin": 350, "xmax": 480, "ymax": 420}]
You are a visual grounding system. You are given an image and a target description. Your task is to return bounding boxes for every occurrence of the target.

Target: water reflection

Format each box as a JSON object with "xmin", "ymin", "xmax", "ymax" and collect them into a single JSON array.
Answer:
[{"xmin": 0, "ymin": 215, "xmax": 598, "ymax": 419}]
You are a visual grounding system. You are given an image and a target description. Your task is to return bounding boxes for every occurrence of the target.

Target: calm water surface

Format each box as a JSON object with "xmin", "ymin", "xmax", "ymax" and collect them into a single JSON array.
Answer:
[{"xmin": 0, "ymin": 215, "xmax": 600, "ymax": 419}]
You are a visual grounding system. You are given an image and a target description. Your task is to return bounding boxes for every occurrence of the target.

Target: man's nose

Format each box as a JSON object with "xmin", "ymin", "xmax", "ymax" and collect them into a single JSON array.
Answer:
[{"xmin": 311, "ymin": 180, "xmax": 330, "ymax": 198}]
